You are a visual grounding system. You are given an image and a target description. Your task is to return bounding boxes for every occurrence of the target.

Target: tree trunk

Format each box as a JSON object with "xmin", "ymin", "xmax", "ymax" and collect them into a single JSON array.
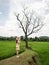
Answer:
[{"xmin": 25, "ymin": 34, "xmax": 29, "ymax": 48}]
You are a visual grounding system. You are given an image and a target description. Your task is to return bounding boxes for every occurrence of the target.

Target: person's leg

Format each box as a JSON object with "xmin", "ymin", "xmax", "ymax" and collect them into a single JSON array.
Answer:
[
  {"xmin": 17, "ymin": 50, "xmax": 18, "ymax": 55},
  {"xmin": 16, "ymin": 50, "xmax": 19, "ymax": 58}
]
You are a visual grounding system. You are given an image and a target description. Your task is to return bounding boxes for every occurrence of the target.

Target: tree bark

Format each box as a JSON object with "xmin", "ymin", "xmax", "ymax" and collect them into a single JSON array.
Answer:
[{"xmin": 25, "ymin": 34, "xmax": 29, "ymax": 48}]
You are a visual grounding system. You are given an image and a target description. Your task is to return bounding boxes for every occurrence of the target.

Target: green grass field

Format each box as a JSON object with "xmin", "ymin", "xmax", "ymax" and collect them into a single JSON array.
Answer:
[{"xmin": 0, "ymin": 41, "xmax": 49, "ymax": 65}]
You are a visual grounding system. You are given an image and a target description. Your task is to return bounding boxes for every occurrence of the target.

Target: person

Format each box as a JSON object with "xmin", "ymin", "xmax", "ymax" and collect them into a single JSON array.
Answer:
[{"xmin": 16, "ymin": 36, "xmax": 20, "ymax": 57}]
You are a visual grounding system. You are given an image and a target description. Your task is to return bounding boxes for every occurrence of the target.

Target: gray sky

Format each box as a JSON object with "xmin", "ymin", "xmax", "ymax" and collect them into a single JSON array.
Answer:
[{"xmin": 0, "ymin": 0, "xmax": 49, "ymax": 37}]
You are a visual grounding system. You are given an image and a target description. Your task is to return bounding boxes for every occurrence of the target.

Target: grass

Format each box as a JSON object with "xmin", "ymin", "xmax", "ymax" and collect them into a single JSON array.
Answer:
[
  {"xmin": 29, "ymin": 42, "xmax": 49, "ymax": 65},
  {"xmin": 0, "ymin": 41, "xmax": 25, "ymax": 60},
  {"xmin": 0, "ymin": 41, "xmax": 49, "ymax": 65},
  {"xmin": 0, "ymin": 49, "xmax": 41, "ymax": 65},
  {"xmin": 0, "ymin": 41, "xmax": 16, "ymax": 60}
]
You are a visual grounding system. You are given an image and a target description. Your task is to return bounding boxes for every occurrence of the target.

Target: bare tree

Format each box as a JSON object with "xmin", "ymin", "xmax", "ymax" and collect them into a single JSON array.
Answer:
[{"xmin": 15, "ymin": 7, "xmax": 43, "ymax": 48}]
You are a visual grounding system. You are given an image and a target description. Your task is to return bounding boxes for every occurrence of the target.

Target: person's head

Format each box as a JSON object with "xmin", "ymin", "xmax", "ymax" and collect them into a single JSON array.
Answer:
[
  {"xmin": 16, "ymin": 36, "xmax": 20, "ymax": 43},
  {"xmin": 16, "ymin": 36, "xmax": 20, "ymax": 40}
]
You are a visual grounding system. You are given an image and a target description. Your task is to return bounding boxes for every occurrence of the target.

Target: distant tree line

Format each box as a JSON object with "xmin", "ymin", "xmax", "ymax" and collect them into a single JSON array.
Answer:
[
  {"xmin": 0, "ymin": 36, "xmax": 49, "ymax": 42},
  {"xmin": 21, "ymin": 36, "xmax": 49, "ymax": 42},
  {"xmin": 0, "ymin": 36, "xmax": 16, "ymax": 41}
]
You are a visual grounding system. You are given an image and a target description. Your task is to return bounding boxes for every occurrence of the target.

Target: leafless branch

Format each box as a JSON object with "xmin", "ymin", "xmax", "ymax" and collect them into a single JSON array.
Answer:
[
  {"xmin": 15, "ymin": 6, "xmax": 44, "ymax": 37},
  {"xmin": 15, "ymin": 13, "xmax": 26, "ymax": 34},
  {"xmin": 27, "ymin": 17, "xmax": 43, "ymax": 36}
]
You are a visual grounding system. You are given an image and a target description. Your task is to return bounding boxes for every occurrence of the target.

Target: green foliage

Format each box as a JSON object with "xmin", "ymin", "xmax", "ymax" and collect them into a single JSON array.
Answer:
[
  {"xmin": 28, "ymin": 36, "xmax": 49, "ymax": 42},
  {"xmin": 0, "ymin": 41, "xmax": 49, "ymax": 65},
  {"xmin": 0, "ymin": 36, "xmax": 49, "ymax": 42},
  {"xmin": 20, "ymin": 36, "xmax": 49, "ymax": 42},
  {"xmin": 0, "ymin": 36, "xmax": 16, "ymax": 41}
]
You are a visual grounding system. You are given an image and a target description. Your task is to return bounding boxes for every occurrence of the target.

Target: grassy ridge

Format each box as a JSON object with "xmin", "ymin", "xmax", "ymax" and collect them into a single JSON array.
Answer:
[
  {"xmin": 0, "ymin": 41, "xmax": 49, "ymax": 65},
  {"xmin": 0, "ymin": 49, "xmax": 41, "ymax": 65},
  {"xmin": 29, "ymin": 42, "xmax": 49, "ymax": 65}
]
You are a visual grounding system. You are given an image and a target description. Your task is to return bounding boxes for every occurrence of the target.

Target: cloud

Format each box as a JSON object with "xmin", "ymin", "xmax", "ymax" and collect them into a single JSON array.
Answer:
[
  {"xmin": 0, "ymin": 0, "xmax": 2, "ymax": 5},
  {"xmin": 0, "ymin": 12, "xmax": 2, "ymax": 15},
  {"xmin": 0, "ymin": 0, "xmax": 49, "ymax": 37}
]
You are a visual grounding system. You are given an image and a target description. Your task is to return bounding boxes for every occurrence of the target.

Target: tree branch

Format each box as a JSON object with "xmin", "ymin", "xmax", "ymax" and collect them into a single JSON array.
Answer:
[
  {"xmin": 23, "ymin": 9, "xmax": 29, "ymax": 33},
  {"xmin": 27, "ymin": 17, "xmax": 43, "ymax": 36},
  {"xmin": 15, "ymin": 7, "xmax": 44, "ymax": 37},
  {"xmin": 15, "ymin": 14, "xmax": 26, "ymax": 34}
]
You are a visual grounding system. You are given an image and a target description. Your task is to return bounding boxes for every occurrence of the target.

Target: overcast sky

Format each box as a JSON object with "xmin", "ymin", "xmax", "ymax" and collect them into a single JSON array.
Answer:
[{"xmin": 0, "ymin": 0, "xmax": 49, "ymax": 37}]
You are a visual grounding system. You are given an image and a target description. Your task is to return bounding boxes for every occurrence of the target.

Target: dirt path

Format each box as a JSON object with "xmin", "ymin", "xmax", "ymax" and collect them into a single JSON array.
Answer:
[{"xmin": 0, "ymin": 50, "xmax": 40, "ymax": 65}]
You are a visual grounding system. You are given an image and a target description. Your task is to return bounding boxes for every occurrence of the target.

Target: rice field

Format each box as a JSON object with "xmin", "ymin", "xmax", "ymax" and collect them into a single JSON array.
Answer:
[{"xmin": 0, "ymin": 41, "xmax": 49, "ymax": 65}]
